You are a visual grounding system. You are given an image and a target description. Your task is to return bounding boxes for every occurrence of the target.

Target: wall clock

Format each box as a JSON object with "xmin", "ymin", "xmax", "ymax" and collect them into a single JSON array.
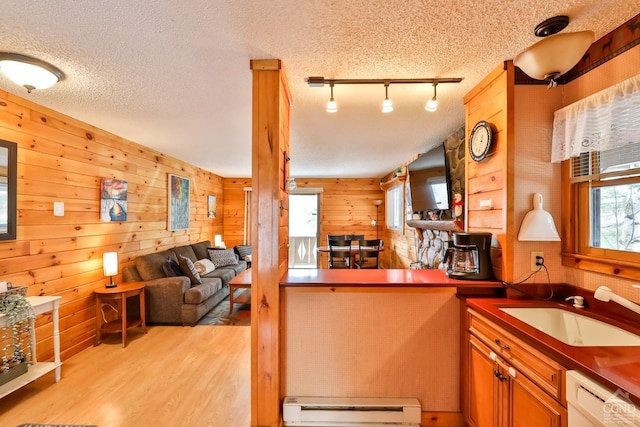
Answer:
[{"xmin": 469, "ymin": 120, "xmax": 493, "ymax": 162}]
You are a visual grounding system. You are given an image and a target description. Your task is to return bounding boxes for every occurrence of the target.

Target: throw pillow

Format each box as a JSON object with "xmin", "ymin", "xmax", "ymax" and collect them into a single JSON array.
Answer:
[
  {"xmin": 234, "ymin": 245, "xmax": 252, "ymax": 260},
  {"xmin": 194, "ymin": 258, "xmax": 215, "ymax": 275},
  {"xmin": 177, "ymin": 255, "xmax": 202, "ymax": 285},
  {"xmin": 162, "ymin": 256, "xmax": 183, "ymax": 277},
  {"xmin": 208, "ymin": 248, "xmax": 239, "ymax": 268}
]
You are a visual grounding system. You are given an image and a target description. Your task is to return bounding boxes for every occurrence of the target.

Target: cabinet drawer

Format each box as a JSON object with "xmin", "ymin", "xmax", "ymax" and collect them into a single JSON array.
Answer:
[{"xmin": 468, "ymin": 308, "xmax": 565, "ymax": 402}]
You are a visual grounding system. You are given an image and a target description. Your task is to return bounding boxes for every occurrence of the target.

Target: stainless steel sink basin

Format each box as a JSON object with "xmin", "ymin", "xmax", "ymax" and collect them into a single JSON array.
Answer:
[{"xmin": 499, "ymin": 307, "xmax": 640, "ymax": 347}]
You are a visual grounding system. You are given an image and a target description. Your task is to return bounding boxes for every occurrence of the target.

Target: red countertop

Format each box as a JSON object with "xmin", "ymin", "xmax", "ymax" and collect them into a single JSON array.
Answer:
[
  {"xmin": 280, "ymin": 268, "xmax": 500, "ymax": 288},
  {"xmin": 467, "ymin": 298, "xmax": 640, "ymax": 405}
]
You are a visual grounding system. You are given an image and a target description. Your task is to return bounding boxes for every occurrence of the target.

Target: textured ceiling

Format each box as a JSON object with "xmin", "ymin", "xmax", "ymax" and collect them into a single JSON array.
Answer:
[{"xmin": 0, "ymin": 1, "xmax": 637, "ymax": 178}]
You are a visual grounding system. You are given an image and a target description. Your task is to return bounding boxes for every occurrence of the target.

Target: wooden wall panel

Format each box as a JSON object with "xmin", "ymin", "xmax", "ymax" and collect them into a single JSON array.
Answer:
[
  {"xmin": 0, "ymin": 89, "xmax": 224, "ymax": 362},
  {"xmin": 223, "ymin": 178, "xmax": 252, "ymax": 248},
  {"xmin": 464, "ymin": 62, "xmax": 515, "ymax": 281}
]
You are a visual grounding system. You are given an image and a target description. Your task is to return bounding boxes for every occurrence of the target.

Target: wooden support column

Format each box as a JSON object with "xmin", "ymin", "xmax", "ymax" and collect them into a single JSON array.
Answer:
[{"xmin": 250, "ymin": 59, "xmax": 291, "ymax": 427}]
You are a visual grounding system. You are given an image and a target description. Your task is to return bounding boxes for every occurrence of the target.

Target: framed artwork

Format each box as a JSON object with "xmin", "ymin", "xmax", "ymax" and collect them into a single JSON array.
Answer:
[
  {"xmin": 168, "ymin": 174, "xmax": 190, "ymax": 230},
  {"xmin": 208, "ymin": 195, "xmax": 216, "ymax": 219},
  {"xmin": 100, "ymin": 178, "xmax": 128, "ymax": 222}
]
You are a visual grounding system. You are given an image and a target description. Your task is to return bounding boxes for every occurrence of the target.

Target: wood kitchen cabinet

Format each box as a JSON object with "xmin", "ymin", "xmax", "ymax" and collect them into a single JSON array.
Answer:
[{"xmin": 465, "ymin": 308, "xmax": 566, "ymax": 427}]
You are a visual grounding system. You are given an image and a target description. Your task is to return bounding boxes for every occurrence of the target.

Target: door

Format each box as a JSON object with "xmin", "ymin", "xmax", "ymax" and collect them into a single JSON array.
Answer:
[
  {"xmin": 288, "ymin": 193, "xmax": 319, "ymax": 268},
  {"xmin": 467, "ymin": 335, "xmax": 500, "ymax": 427},
  {"xmin": 509, "ymin": 368, "xmax": 565, "ymax": 427}
]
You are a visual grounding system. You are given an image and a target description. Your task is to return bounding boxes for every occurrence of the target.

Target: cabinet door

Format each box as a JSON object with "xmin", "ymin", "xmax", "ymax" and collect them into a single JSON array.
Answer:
[
  {"xmin": 467, "ymin": 335, "xmax": 500, "ymax": 427},
  {"xmin": 508, "ymin": 365, "xmax": 566, "ymax": 427}
]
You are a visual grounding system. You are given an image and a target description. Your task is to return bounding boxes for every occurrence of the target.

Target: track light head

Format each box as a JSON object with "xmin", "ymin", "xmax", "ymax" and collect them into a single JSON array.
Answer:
[
  {"xmin": 425, "ymin": 82, "xmax": 438, "ymax": 112},
  {"xmin": 326, "ymin": 83, "xmax": 337, "ymax": 113},
  {"xmin": 382, "ymin": 83, "xmax": 393, "ymax": 113}
]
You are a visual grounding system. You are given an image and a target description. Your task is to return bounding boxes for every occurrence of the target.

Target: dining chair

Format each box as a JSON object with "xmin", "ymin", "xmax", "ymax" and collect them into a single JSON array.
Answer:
[
  {"xmin": 327, "ymin": 234, "xmax": 346, "ymax": 244},
  {"xmin": 328, "ymin": 238, "xmax": 352, "ymax": 269},
  {"xmin": 354, "ymin": 239, "xmax": 380, "ymax": 269},
  {"xmin": 346, "ymin": 235, "xmax": 364, "ymax": 263}
]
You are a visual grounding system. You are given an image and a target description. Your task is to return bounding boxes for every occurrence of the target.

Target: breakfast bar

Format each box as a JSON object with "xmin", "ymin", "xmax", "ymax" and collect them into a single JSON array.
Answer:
[{"xmin": 279, "ymin": 268, "xmax": 500, "ymax": 419}]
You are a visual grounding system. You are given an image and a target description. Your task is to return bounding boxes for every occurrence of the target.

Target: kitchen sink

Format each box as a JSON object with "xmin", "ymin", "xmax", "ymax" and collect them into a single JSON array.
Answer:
[{"xmin": 499, "ymin": 307, "xmax": 640, "ymax": 347}]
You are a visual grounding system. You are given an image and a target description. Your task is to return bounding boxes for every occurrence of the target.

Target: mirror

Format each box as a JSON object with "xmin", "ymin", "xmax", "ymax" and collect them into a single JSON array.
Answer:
[{"xmin": 0, "ymin": 139, "xmax": 17, "ymax": 241}]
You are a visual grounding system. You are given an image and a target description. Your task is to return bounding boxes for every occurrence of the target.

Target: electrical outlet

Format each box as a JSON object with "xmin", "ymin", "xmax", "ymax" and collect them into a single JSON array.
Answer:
[{"xmin": 531, "ymin": 251, "xmax": 544, "ymax": 271}]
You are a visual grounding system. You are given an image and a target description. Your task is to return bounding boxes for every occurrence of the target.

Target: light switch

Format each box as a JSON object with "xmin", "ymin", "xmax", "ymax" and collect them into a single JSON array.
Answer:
[{"xmin": 53, "ymin": 202, "xmax": 64, "ymax": 216}]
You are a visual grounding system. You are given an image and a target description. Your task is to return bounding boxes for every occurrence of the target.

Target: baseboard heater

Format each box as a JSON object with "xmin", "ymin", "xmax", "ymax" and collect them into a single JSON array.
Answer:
[{"xmin": 282, "ymin": 396, "xmax": 421, "ymax": 427}]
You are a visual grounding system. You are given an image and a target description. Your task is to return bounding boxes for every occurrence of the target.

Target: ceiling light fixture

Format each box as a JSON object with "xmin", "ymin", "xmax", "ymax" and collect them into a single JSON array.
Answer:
[
  {"xmin": 425, "ymin": 82, "xmax": 438, "ymax": 112},
  {"xmin": 0, "ymin": 52, "xmax": 65, "ymax": 93},
  {"xmin": 513, "ymin": 16, "xmax": 594, "ymax": 87},
  {"xmin": 306, "ymin": 76, "xmax": 463, "ymax": 112},
  {"xmin": 326, "ymin": 82, "xmax": 337, "ymax": 113},
  {"xmin": 382, "ymin": 82, "xmax": 393, "ymax": 113}
]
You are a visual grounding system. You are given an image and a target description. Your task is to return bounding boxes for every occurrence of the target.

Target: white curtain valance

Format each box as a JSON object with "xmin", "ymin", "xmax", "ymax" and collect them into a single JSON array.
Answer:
[{"xmin": 551, "ymin": 73, "xmax": 640, "ymax": 163}]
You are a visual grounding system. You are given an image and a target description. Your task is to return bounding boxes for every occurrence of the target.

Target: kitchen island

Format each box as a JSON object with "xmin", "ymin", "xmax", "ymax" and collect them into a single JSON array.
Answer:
[{"xmin": 279, "ymin": 268, "xmax": 500, "ymax": 423}]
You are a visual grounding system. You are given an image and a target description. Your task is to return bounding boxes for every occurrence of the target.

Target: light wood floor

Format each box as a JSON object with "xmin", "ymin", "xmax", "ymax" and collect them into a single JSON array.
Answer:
[{"xmin": 0, "ymin": 325, "xmax": 251, "ymax": 426}]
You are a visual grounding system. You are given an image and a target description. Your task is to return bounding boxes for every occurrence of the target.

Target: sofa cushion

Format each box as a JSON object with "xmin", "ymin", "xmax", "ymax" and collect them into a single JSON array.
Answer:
[
  {"xmin": 136, "ymin": 250, "xmax": 175, "ymax": 281},
  {"xmin": 162, "ymin": 256, "xmax": 183, "ymax": 277},
  {"xmin": 191, "ymin": 240, "xmax": 213, "ymax": 261},
  {"xmin": 194, "ymin": 258, "xmax": 215, "ymax": 275},
  {"xmin": 172, "ymin": 245, "xmax": 198, "ymax": 263},
  {"xmin": 177, "ymin": 255, "xmax": 202, "ymax": 285},
  {"xmin": 202, "ymin": 267, "xmax": 235, "ymax": 285},
  {"xmin": 184, "ymin": 279, "xmax": 221, "ymax": 304},
  {"xmin": 208, "ymin": 248, "xmax": 238, "ymax": 268}
]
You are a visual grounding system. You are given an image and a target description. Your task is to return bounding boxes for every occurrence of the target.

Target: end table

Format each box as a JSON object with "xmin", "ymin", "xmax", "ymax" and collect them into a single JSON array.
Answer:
[{"xmin": 94, "ymin": 281, "xmax": 147, "ymax": 348}]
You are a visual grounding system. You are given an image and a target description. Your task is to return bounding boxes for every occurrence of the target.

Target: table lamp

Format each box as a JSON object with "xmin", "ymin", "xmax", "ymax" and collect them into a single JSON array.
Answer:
[{"xmin": 103, "ymin": 252, "xmax": 119, "ymax": 288}]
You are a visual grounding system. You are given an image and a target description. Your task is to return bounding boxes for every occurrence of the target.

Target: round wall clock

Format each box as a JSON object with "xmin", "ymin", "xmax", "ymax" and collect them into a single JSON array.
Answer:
[{"xmin": 469, "ymin": 120, "xmax": 493, "ymax": 162}]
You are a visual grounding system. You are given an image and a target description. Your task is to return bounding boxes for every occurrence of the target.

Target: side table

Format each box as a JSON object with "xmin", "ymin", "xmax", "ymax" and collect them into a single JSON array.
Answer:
[
  {"xmin": 228, "ymin": 268, "xmax": 252, "ymax": 315},
  {"xmin": 94, "ymin": 281, "xmax": 147, "ymax": 348}
]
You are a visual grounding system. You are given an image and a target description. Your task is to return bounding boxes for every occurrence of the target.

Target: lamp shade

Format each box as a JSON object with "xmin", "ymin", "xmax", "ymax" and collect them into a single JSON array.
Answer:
[
  {"xmin": 0, "ymin": 53, "xmax": 64, "ymax": 92},
  {"xmin": 513, "ymin": 31, "xmax": 594, "ymax": 81},
  {"xmin": 518, "ymin": 193, "xmax": 560, "ymax": 241},
  {"xmin": 103, "ymin": 252, "xmax": 119, "ymax": 277}
]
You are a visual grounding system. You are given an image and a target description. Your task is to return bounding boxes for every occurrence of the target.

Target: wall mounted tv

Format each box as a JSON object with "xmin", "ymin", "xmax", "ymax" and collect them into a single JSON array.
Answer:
[{"xmin": 408, "ymin": 143, "xmax": 451, "ymax": 215}]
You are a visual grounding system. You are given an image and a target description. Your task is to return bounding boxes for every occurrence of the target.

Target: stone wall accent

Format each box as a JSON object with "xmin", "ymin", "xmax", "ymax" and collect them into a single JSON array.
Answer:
[{"xmin": 417, "ymin": 126, "xmax": 465, "ymax": 269}]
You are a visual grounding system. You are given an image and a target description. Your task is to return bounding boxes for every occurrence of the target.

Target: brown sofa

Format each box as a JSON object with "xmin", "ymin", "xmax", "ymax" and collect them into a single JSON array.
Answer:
[{"xmin": 123, "ymin": 240, "xmax": 247, "ymax": 326}]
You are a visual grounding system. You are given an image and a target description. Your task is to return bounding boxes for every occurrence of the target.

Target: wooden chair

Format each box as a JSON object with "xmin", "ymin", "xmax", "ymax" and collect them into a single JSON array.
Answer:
[
  {"xmin": 327, "ymin": 234, "xmax": 346, "ymax": 244},
  {"xmin": 354, "ymin": 239, "xmax": 380, "ymax": 269},
  {"xmin": 328, "ymin": 238, "xmax": 352, "ymax": 269},
  {"xmin": 346, "ymin": 235, "xmax": 364, "ymax": 262}
]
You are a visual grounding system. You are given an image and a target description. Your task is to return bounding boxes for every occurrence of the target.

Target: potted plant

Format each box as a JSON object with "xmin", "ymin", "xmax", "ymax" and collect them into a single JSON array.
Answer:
[{"xmin": 0, "ymin": 287, "xmax": 34, "ymax": 384}]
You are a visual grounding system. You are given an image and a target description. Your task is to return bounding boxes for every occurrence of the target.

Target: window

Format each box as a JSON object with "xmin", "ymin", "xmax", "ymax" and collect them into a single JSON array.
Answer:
[
  {"xmin": 386, "ymin": 184, "xmax": 403, "ymax": 230},
  {"xmin": 564, "ymin": 143, "xmax": 640, "ymax": 278},
  {"xmin": 555, "ymin": 73, "xmax": 640, "ymax": 280}
]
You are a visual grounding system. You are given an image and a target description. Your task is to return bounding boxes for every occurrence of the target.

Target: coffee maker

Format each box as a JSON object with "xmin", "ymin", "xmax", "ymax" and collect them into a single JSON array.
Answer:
[{"xmin": 444, "ymin": 232, "xmax": 493, "ymax": 280}]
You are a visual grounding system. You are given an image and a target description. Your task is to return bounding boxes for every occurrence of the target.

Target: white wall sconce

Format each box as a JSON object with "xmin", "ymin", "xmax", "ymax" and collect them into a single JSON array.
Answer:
[
  {"xmin": 518, "ymin": 193, "xmax": 560, "ymax": 241},
  {"xmin": 0, "ymin": 52, "xmax": 65, "ymax": 93}
]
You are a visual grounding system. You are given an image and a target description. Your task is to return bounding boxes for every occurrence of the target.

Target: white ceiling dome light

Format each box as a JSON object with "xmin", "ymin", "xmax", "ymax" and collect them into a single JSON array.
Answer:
[
  {"xmin": 0, "ymin": 52, "xmax": 65, "ymax": 93},
  {"xmin": 514, "ymin": 16, "xmax": 594, "ymax": 86}
]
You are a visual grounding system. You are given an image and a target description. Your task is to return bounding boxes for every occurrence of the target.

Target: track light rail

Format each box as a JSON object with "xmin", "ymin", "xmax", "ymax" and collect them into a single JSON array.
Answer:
[{"xmin": 306, "ymin": 76, "xmax": 463, "ymax": 87}]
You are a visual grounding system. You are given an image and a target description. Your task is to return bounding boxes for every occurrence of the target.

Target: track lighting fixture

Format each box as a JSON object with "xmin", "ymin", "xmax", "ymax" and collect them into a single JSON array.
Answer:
[
  {"xmin": 381, "ymin": 83, "xmax": 393, "ymax": 113},
  {"xmin": 425, "ymin": 82, "xmax": 438, "ymax": 112},
  {"xmin": 306, "ymin": 76, "xmax": 463, "ymax": 113},
  {"xmin": 326, "ymin": 83, "xmax": 337, "ymax": 113},
  {"xmin": 0, "ymin": 52, "xmax": 64, "ymax": 93}
]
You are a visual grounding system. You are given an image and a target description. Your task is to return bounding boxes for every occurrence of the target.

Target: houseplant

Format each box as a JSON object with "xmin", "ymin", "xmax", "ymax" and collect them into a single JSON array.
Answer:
[{"xmin": 0, "ymin": 287, "xmax": 34, "ymax": 384}]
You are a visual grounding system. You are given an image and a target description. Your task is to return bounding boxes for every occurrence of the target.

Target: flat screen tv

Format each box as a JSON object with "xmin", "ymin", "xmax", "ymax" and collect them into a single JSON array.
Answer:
[{"xmin": 408, "ymin": 143, "xmax": 451, "ymax": 215}]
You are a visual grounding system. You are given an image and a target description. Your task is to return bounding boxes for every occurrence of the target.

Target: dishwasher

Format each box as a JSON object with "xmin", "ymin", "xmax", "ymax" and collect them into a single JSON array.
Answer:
[{"xmin": 566, "ymin": 370, "xmax": 640, "ymax": 426}]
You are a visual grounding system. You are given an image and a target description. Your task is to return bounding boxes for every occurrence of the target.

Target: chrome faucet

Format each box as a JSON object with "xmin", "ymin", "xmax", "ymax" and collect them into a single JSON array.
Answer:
[{"xmin": 594, "ymin": 286, "xmax": 640, "ymax": 316}]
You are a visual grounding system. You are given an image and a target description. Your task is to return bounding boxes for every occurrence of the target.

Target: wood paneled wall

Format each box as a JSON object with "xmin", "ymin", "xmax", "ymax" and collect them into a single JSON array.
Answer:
[
  {"xmin": 0, "ymin": 90, "xmax": 223, "ymax": 362},
  {"xmin": 463, "ymin": 62, "xmax": 515, "ymax": 281},
  {"xmin": 223, "ymin": 178, "xmax": 251, "ymax": 248}
]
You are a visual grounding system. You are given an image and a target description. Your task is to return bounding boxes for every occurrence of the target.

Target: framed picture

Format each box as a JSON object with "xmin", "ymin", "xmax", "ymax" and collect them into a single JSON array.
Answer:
[
  {"xmin": 208, "ymin": 195, "xmax": 216, "ymax": 219},
  {"xmin": 100, "ymin": 178, "xmax": 128, "ymax": 222},
  {"xmin": 168, "ymin": 174, "xmax": 190, "ymax": 230}
]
